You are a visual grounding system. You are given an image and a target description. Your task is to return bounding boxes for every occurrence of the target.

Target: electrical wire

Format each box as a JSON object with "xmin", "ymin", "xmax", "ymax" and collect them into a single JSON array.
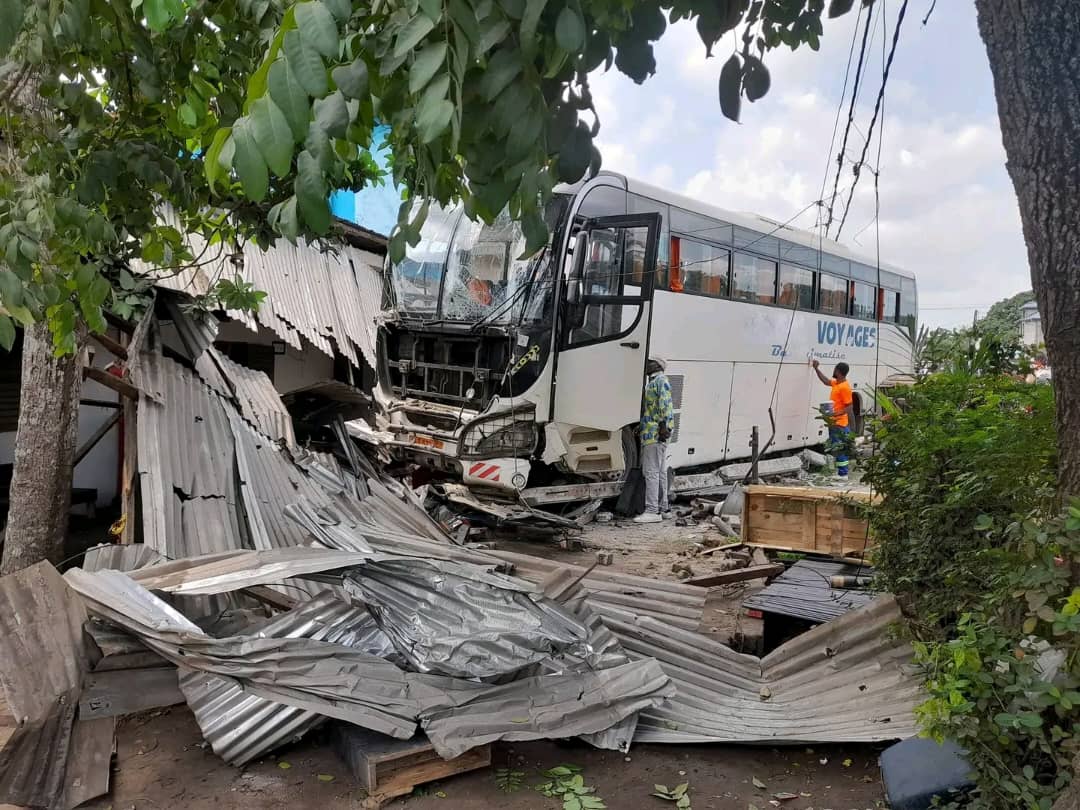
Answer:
[
  {"xmin": 823, "ymin": 6, "xmax": 876, "ymax": 233},
  {"xmin": 832, "ymin": 0, "xmax": 910, "ymax": 242}
]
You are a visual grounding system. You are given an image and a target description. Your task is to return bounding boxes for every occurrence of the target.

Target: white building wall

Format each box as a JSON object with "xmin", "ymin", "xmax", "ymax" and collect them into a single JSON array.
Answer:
[{"xmin": 214, "ymin": 321, "xmax": 335, "ymax": 392}]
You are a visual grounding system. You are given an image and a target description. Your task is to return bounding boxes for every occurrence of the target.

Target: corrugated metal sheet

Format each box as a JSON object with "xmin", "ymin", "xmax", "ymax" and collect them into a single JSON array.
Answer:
[
  {"xmin": 491, "ymin": 550, "xmax": 708, "ymax": 631},
  {"xmin": 180, "ymin": 592, "xmax": 395, "ymax": 765},
  {"xmin": 82, "ymin": 543, "xmax": 164, "ymax": 573},
  {"xmin": 0, "ymin": 693, "xmax": 78, "ymax": 808},
  {"xmin": 342, "ymin": 559, "xmax": 588, "ymax": 679},
  {"xmin": 602, "ymin": 595, "xmax": 920, "ymax": 745},
  {"xmin": 743, "ymin": 559, "xmax": 878, "ymax": 624},
  {"xmin": 212, "ymin": 349, "xmax": 296, "ymax": 445},
  {"xmin": 136, "ymin": 348, "xmax": 244, "ymax": 561}
]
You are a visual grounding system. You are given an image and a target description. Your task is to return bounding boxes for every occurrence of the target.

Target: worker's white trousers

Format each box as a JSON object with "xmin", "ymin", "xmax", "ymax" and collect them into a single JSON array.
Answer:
[{"xmin": 642, "ymin": 442, "xmax": 669, "ymax": 515}]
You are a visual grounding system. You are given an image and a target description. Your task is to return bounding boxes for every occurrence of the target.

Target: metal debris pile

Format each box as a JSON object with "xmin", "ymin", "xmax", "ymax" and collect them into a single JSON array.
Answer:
[{"xmin": 0, "ymin": 299, "xmax": 921, "ymax": 809}]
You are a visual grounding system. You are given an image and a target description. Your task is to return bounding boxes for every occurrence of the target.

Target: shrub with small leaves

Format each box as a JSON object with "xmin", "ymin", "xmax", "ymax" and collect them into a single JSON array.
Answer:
[
  {"xmin": 535, "ymin": 764, "xmax": 606, "ymax": 810},
  {"xmin": 495, "ymin": 768, "xmax": 525, "ymax": 793}
]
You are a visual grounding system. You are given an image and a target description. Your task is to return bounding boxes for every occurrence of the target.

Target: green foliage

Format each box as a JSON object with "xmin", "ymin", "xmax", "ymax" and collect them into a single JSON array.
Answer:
[
  {"xmin": 864, "ymin": 373, "xmax": 1057, "ymax": 629},
  {"xmin": 212, "ymin": 0, "xmax": 871, "ymax": 247},
  {"xmin": 914, "ymin": 506, "xmax": 1080, "ymax": 809},
  {"xmin": 1, "ymin": 0, "xmax": 868, "ymax": 352},
  {"xmin": 494, "ymin": 768, "xmax": 525, "ymax": 793},
  {"xmin": 981, "ymin": 289, "xmax": 1035, "ymax": 344},
  {"xmin": 653, "ymin": 782, "xmax": 691, "ymax": 809},
  {"xmin": 535, "ymin": 764, "xmax": 606, "ymax": 810}
]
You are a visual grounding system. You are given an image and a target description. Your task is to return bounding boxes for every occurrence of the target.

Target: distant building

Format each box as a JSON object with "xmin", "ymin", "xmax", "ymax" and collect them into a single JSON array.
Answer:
[{"xmin": 1021, "ymin": 299, "xmax": 1043, "ymax": 346}]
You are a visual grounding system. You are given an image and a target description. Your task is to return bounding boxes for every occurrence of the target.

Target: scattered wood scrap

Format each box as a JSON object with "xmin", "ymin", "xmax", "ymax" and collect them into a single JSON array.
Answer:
[{"xmin": 685, "ymin": 563, "xmax": 785, "ymax": 588}]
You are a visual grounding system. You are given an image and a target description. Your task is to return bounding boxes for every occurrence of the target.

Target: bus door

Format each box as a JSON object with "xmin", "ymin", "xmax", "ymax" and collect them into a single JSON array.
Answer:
[{"xmin": 553, "ymin": 213, "xmax": 660, "ymax": 438}]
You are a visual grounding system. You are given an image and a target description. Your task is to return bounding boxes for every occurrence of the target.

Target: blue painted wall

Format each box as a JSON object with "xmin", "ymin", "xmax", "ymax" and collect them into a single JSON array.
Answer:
[{"xmin": 330, "ymin": 125, "xmax": 400, "ymax": 237}]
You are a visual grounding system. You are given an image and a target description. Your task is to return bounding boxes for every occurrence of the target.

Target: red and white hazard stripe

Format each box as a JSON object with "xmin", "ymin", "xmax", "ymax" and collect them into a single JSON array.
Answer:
[{"xmin": 468, "ymin": 462, "xmax": 500, "ymax": 482}]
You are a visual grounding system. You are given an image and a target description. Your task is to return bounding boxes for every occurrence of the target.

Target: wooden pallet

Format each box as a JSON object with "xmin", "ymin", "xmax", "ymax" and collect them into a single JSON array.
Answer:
[
  {"xmin": 741, "ymin": 485, "xmax": 877, "ymax": 557},
  {"xmin": 332, "ymin": 724, "xmax": 491, "ymax": 808}
]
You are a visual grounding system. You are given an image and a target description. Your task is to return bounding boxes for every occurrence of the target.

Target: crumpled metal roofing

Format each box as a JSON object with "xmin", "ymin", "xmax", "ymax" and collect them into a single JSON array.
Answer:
[
  {"xmin": 343, "ymin": 558, "xmax": 588, "ymax": 679},
  {"xmin": 179, "ymin": 592, "xmax": 396, "ymax": 765},
  {"xmin": 742, "ymin": 558, "xmax": 878, "ymax": 624},
  {"xmin": 232, "ymin": 237, "xmax": 384, "ymax": 368},
  {"xmin": 491, "ymin": 550, "xmax": 709, "ymax": 632},
  {"xmin": 82, "ymin": 543, "xmax": 164, "ymax": 573},
  {"xmin": 127, "ymin": 548, "xmax": 380, "ymax": 596},
  {"xmin": 601, "ymin": 595, "xmax": 920, "ymax": 745},
  {"xmin": 66, "ymin": 568, "xmax": 675, "ymax": 760}
]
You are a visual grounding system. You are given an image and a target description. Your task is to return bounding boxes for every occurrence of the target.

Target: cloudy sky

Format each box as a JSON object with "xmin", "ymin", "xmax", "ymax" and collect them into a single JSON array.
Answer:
[{"xmin": 589, "ymin": 1, "xmax": 1029, "ymax": 330}]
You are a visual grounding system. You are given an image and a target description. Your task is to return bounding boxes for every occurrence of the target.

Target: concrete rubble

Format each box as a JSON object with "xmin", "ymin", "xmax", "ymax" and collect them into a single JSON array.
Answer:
[{"xmin": 0, "ymin": 295, "xmax": 921, "ymax": 808}]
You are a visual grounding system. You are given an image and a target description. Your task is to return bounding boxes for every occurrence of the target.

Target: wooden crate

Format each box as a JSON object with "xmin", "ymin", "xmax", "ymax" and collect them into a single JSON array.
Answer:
[
  {"xmin": 741, "ymin": 485, "xmax": 877, "ymax": 557},
  {"xmin": 332, "ymin": 724, "xmax": 491, "ymax": 807}
]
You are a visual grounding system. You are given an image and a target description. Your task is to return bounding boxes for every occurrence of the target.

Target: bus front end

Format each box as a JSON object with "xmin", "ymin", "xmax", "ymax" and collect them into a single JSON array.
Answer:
[{"xmin": 373, "ymin": 198, "xmax": 571, "ymax": 493}]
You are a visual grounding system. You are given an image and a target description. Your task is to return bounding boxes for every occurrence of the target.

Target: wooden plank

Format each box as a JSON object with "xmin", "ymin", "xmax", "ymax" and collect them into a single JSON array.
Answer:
[
  {"xmin": 62, "ymin": 716, "xmax": 115, "ymax": 810},
  {"xmin": 685, "ymin": 563, "xmax": 785, "ymax": 588},
  {"xmin": 743, "ymin": 484, "xmax": 878, "ymax": 503},
  {"xmin": 696, "ymin": 542, "xmax": 745, "ymax": 557},
  {"xmin": 332, "ymin": 724, "xmax": 491, "ymax": 803},
  {"xmin": 80, "ymin": 668, "xmax": 183, "ymax": 719},
  {"xmin": 83, "ymin": 366, "xmax": 140, "ymax": 400},
  {"xmin": 88, "ymin": 331, "xmax": 128, "ymax": 361},
  {"xmin": 242, "ymin": 585, "xmax": 299, "ymax": 611}
]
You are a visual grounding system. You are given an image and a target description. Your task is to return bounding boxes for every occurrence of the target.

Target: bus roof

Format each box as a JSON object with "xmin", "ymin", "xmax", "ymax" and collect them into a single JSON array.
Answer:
[{"xmin": 578, "ymin": 171, "xmax": 915, "ymax": 283}]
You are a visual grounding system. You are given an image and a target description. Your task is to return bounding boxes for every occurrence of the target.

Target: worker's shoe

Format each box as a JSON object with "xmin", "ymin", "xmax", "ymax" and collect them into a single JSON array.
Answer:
[
  {"xmin": 661, "ymin": 510, "xmax": 673, "ymax": 520},
  {"xmin": 633, "ymin": 512, "xmax": 663, "ymax": 524}
]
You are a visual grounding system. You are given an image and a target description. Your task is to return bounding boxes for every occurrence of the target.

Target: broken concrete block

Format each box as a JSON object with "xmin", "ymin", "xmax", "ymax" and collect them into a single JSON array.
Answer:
[
  {"xmin": 801, "ymin": 449, "xmax": 829, "ymax": 469},
  {"xmin": 671, "ymin": 562, "xmax": 694, "ymax": 579},
  {"xmin": 559, "ymin": 537, "xmax": 584, "ymax": 552},
  {"xmin": 595, "ymin": 551, "xmax": 613, "ymax": 566}
]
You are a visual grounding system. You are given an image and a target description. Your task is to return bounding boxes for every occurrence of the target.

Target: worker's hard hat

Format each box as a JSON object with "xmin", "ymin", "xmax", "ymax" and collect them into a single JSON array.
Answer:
[{"xmin": 648, "ymin": 356, "xmax": 667, "ymax": 372}]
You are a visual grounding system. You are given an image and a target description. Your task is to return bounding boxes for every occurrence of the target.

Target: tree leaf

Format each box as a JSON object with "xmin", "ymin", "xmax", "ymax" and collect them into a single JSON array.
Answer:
[
  {"xmin": 323, "ymin": 0, "xmax": 350, "ymax": 22},
  {"xmin": 332, "ymin": 58, "xmax": 369, "ymax": 99},
  {"xmin": 519, "ymin": 0, "xmax": 547, "ymax": 47},
  {"xmin": 269, "ymin": 196, "xmax": 300, "ymax": 242},
  {"xmin": 556, "ymin": 120, "xmax": 591, "ymax": 182},
  {"xmin": 178, "ymin": 102, "xmax": 197, "ymax": 127},
  {"xmin": 409, "ymin": 42, "xmax": 447, "ymax": 94},
  {"xmin": 295, "ymin": 0, "xmax": 339, "ymax": 58},
  {"xmin": 477, "ymin": 18, "xmax": 511, "ymax": 54},
  {"xmin": 232, "ymin": 117, "xmax": 269, "ymax": 202},
  {"xmin": 828, "ymin": 0, "xmax": 855, "ymax": 17},
  {"xmin": 284, "ymin": 30, "xmax": 329, "ymax": 98},
  {"xmin": 250, "ymin": 96, "xmax": 294, "ymax": 176},
  {"xmin": 480, "ymin": 48, "xmax": 521, "ymax": 100},
  {"xmin": 0, "ymin": 269, "xmax": 24, "ymax": 308},
  {"xmin": 718, "ymin": 52, "xmax": 742, "ymax": 122},
  {"xmin": 554, "ymin": 7, "xmax": 584, "ymax": 52},
  {"xmin": 415, "ymin": 76, "xmax": 453, "ymax": 143},
  {"xmin": 0, "ymin": 314, "xmax": 14, "ymax": 351},
  {"xmin": 296, "ymin": 150, "xmax": 330, "ymax": 233},
  {"xmin": 418, "ymin": 0, "xmax": 441, "ymax": 21},
  {"xmin": 143, "ymin": 0, "xmax": 174, "ymax": 31},
  {"xmin": 393, "ymin": 14, "xmax": 436, "ymax": 58},
  {"xmin": 268, "ymin": 59, "xmax": 311, "ymax": 141},
  {"xmin": 313, "ymin": 90, "xmax": 350, "ymax": 138},
  {"xmin": 0, "ymin": 0, "xmax": 25, "ymax": 57},
  {"xmin": 742, "ymin": 53, "xmax": 770, "ymax": 102}
]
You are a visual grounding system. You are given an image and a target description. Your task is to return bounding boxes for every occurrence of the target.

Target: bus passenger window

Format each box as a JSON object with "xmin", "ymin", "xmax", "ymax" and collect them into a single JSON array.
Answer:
[
  {"xmin": 732, "ymin": 253, "xmax": 777, "ymax": 304},
  {"xmin": 852, "ymin": 282, "xmax": 877, "ymax": 319},
  {"xmin": 818, "ymin": 274, "xmax": 848, "ymax": 315},
  {"xmin": 778, "ymin": 264, "xmax": 814, "ymax": 310},
  {"xmin": 677, "ymin": 237, "xmax": 728, "ymax": 296}
]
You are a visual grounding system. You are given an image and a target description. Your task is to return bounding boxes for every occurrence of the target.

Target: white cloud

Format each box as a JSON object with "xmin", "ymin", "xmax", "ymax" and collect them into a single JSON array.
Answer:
[{"xmin": 589, "ymin": 6, "xmax": 1029, "ymax": 332}]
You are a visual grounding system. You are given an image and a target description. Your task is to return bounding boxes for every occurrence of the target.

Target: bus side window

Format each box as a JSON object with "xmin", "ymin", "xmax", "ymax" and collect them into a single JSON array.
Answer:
[
  {"xmin": 732, "ymin": 253, "xmax": 777, "ymax": 304},
  {"xmin": 677, "ymin": 237, "xmax": 729, "ymax": 296},
  {"xmin": 818, "ymin": 273, "xmax": 848, "ymax": 314},
  {"xmin": 628, "ymin": 193, "xmax": 669, "ymax": 288}
]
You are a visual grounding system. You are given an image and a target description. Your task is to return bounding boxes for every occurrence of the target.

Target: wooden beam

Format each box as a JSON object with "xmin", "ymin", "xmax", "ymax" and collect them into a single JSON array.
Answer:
[
  {"xmin": 242, "ymin": 585, "xmax": 299, "ymax": 611},
  {"xmin": 88, "ymin": 331, "xmax": 128, "ymax": 360},
  {"xmin": 74, "ymin": 411, "xmax": 121, "ymax": 467},
  {"xmin": 684, "ymin": 563, "xmax": 785, "ymax": 588},
  {"xmin": 80, "ymin": 398, "xmax": 121, "ymax": 409},
  {"xmin": 102, "ymin": 310, "xmax": 136, "ymax": 334},
  {"xmin": 83, "ymin": 366, "xmax": 140, "ymax": 400}
]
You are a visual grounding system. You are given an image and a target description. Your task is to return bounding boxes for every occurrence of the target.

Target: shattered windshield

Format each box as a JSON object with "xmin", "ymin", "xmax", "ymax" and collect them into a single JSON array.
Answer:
[{"xmin": 388, "ymin": 197, "xmax": 569, "ymax": 324}]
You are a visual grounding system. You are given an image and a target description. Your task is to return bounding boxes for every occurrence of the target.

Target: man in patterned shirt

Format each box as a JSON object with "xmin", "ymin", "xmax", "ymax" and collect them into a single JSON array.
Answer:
[{"xmin": 634, "ymin": 356, "xmax": 675, "ymax": 524}]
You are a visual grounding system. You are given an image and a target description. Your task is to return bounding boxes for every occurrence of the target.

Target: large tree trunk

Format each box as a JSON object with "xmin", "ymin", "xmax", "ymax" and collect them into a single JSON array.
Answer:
[
  {"xmin": 975, "ymin": 0, "xmax": 1080, "ymax": 498},
  {"xmin": 0, "ymin": 323, "xmax": 85, "ymax": 574}
]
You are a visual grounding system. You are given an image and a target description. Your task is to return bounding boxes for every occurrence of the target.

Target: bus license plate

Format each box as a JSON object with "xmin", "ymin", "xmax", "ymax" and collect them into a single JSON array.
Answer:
[{"xmin": 411, "ymin": 434, "xmax": 444, "ymax": 450}]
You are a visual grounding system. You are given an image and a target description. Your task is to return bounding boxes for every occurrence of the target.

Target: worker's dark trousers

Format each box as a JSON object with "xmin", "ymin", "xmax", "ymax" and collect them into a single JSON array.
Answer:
[{"xmin": 829, "ymin": 426, "xmax": 851, "ymax": 477}]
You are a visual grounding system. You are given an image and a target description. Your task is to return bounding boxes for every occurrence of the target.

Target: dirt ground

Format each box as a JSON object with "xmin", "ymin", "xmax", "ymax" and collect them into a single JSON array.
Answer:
[{"xmin": 86, "ymin": 709, "xmax": 888, "ymax": 810}]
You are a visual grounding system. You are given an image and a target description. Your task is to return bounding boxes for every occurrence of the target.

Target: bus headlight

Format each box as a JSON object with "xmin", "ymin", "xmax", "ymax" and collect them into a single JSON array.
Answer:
[{"xmin": 473, "ymin": 422, "xmax": 538, "ymax": 456}]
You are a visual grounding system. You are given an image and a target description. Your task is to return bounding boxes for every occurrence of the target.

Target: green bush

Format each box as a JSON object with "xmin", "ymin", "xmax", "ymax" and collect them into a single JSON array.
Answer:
[
  {"xmin": 864, "ymin": 373, "xmax": 1057, "ymax": 629},
  {"xmin": 915, "ymin": 508, "xmax": 1080, "ymax": 809},
  {"xmin": 864, "ymin": 372, "xmax": 1078, "ymax": 808}
]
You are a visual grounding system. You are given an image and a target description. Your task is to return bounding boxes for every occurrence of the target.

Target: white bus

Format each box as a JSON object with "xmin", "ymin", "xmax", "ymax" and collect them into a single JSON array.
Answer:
[{"xmin": 375, "ymin": 171, "xmax": 917, "ymax": 493}]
